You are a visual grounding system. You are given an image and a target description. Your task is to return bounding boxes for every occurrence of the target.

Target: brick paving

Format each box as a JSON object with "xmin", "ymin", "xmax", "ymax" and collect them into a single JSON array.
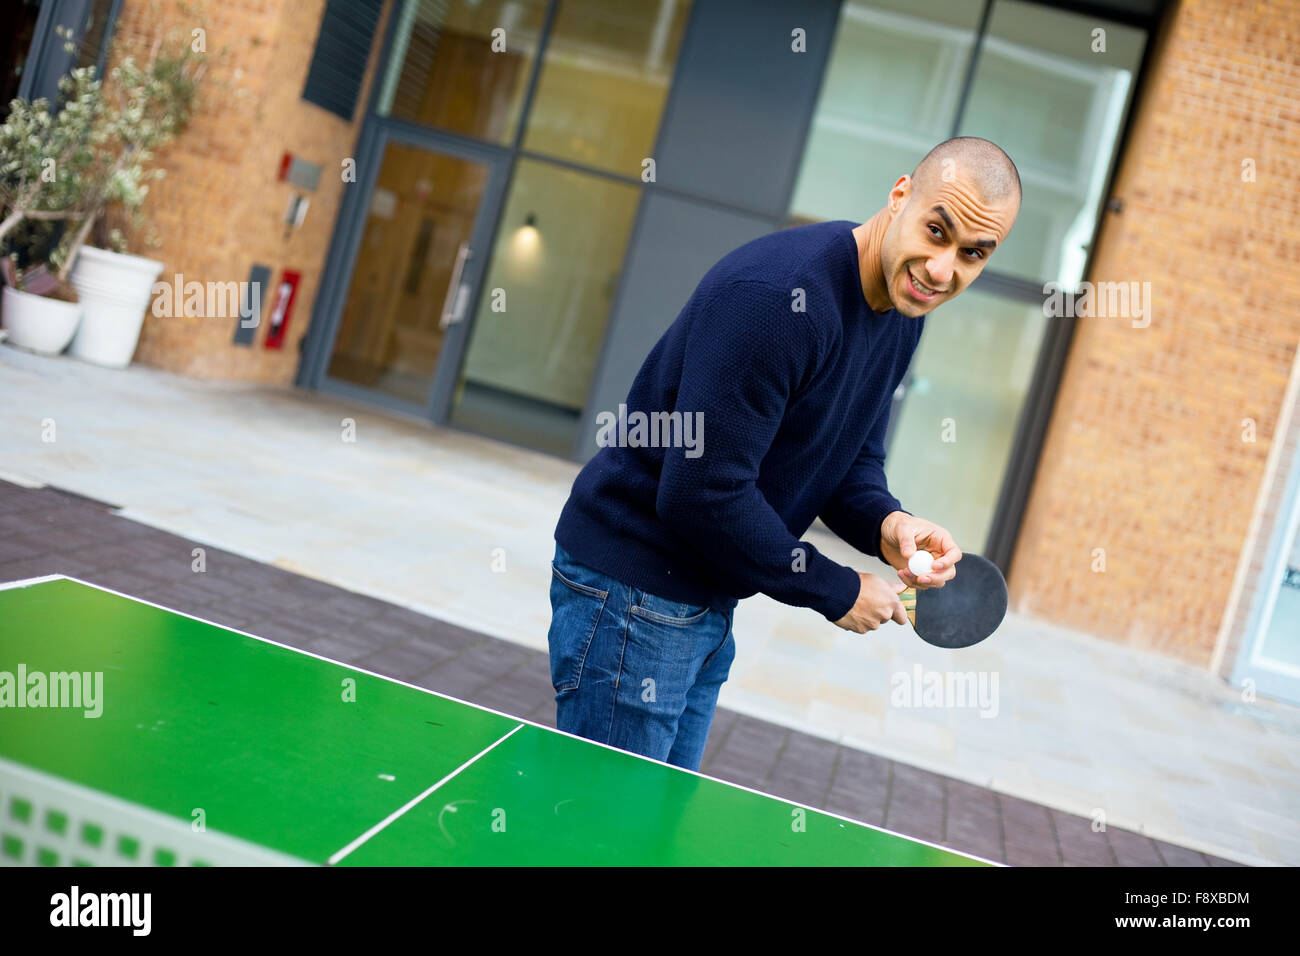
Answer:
[{"xmin": 0, "ymin": 479, "xmax": 1246, "ymax": 866}]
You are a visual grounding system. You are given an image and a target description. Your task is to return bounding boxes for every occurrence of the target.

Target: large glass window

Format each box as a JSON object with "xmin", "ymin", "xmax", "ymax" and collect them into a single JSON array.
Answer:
[
  {"xmin": 789, "ymin": 0, "xmax": 1147, "ymax": 554},
  {"xmin": 377, "ymin": 0, "xmax": 549, "ymax": 143},
  {"xmin": 788, "ymin": 0, "xmax": 985, "ymax": 224},
  {"xmin": 886, "ymin": 289, "xmax": 1049, "ymax": 551},
  {"xmin": 521, "ymin": 0, "xmax": 693, "ymax": 176},
  {"xmin": 361, "ymin": 0, "xmax": 692, "ymax": 456},
  {"xmin": 449, "ymin": 158, "xmax": 641, "ymax": 456},
  {"xmin": 959, "ymin": 0, "xmax": 1145, "ymax": 287}
]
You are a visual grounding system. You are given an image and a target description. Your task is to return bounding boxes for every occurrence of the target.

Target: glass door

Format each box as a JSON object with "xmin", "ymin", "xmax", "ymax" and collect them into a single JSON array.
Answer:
[
  {"xmin": 317, "ymin": 128, "xmax": 506, "ymax": 418},
  {"xmin": 1232, "ymin": 438, "xmax": 1300, "ymax": 705}
]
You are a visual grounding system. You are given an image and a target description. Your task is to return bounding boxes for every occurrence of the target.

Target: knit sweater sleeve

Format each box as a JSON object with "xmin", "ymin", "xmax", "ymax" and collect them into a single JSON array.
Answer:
[{"xmin": 654, "ymin": 280, "xmax": 863, "ymax": 621}]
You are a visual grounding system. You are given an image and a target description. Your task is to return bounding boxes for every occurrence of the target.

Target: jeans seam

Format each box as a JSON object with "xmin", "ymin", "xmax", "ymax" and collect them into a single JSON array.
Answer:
[
  {"xmin": 551, "ymin": 562, "xmax": 609, "ymax": 599},
  {"xmin": 629, "ymin": 604, "xmax": 711, "ymax": 627},
  {"xmin": 603, "ymin": 588, "xmax": 633, "ymax": 744},
  {"xmin": 569, "ymin": 594, "xmax": 606, "ymax": 693},
  {"xmin": 554, "ymin": 584, "xmax": 608, "ymax": 693}
]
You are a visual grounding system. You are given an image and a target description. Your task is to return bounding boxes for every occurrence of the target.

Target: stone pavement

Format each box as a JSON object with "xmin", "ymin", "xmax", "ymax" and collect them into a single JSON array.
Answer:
[{"xmin": 0, "ymin": 479, "xmax": 1243, "ymax": 866}]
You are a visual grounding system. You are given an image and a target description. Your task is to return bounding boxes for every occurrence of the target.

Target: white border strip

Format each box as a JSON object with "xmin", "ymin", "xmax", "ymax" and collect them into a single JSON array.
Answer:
[
  {"xmin": 3, "ymin": 575, "xmax": 1000, "ymax": 867},
  {"xmin": 327, "ymin": 724, "xmax": 525, "ymax": 865},
  {"xmin": 0, "ymin": 574, "xmax": 65, "ymax": 591}
]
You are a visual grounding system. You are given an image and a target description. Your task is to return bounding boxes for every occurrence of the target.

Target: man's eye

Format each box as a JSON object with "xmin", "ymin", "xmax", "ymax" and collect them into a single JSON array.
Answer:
[
  {"xmin": 928, "ymin": 224, "xmax": 943, "ymax": 239},
  {"xmin": 965, "ymin": 248, "xmax": 984, "ymax": 260}
]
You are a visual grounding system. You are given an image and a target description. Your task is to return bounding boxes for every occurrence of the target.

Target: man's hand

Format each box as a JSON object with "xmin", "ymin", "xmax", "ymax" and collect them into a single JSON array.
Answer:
[
  {"xmin": 834, "ymin": 572, "xmax": 908, "ymax": 634},
  {"xmin": 880, "ymin": 511, "xmax": 962, "ymax": 589}
]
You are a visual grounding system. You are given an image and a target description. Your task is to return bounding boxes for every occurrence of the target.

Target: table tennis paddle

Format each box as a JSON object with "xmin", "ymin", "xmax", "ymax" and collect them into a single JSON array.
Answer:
[{"xmin": 897, "ymin": 552, "xmax": 1007, "ymax": 648}]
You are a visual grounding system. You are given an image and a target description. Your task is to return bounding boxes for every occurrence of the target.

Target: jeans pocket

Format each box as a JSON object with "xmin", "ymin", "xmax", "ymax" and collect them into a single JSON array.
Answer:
[
  {"xmin": 548, "ymin": 561, "xmax": 610, "ymax": 692},
  {"xmin": 629, "ymin": 589, "xmax": 711, "ymax": 627}
]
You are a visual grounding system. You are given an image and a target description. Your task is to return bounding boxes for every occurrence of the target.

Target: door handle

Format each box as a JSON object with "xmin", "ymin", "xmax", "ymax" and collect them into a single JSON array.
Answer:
[{"xmin": 439, "ymin": 241, "xmax": 472, "ymax": 329}]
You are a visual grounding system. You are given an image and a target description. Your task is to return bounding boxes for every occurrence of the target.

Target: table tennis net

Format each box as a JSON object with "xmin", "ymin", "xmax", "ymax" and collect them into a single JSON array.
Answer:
[{"xmin": 0, "ymin": 757, "xmax": 307, "ymax": 867}]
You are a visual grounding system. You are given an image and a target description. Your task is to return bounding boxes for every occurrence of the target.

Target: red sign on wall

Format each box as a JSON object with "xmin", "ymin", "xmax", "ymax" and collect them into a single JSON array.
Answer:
[{"xmin": 264, "ymin": 270, "xmax": 301, "ymax": 350}]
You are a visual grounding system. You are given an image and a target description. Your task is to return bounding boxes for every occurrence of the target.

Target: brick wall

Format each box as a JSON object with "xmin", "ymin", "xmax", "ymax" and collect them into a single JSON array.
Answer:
[
  {"xmin": 1009, "ymin": 0, "xmax": 1300, "ymax": 666},
  {"xmin": 113, "ymin": 0, "xmax": 390, "ymax": 380}
]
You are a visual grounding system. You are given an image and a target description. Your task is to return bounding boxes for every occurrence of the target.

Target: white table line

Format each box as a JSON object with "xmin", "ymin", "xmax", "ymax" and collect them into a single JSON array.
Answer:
[{"xmin": 327, "ymin": 722, "xmax": 526, "ymax": 865}]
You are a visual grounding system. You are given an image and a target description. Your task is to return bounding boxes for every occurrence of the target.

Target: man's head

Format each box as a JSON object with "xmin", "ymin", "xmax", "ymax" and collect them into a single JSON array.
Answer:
[{"xmin": 878, "ymin": 137, "xmax": 1021, "ymax": 317}]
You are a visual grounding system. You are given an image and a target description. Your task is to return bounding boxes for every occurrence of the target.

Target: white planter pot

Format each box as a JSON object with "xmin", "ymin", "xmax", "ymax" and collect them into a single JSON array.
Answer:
[
  {"xmin": 0, "ymin": 285, "xmax": 83, "ymax": 355},
  {"xmin": 67, "ymin": 245, "xmax": 165, "ymax": 368}
]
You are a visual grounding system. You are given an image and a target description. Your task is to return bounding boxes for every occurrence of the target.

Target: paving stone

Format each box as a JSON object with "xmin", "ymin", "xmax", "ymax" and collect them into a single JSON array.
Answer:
[
  {"xmin": 96, "ymin": 515, "xmax": 163, "ymax": 539},
  {"xmin": 824, "ymin": 788, "xmax": 887, "ymax": 827},
  {"xmin": 763, "ymin": 776, "xmax": 829, "ymax": 809},
  {"xmin": 712, "ymin": 716, "xmax": 786, "ymax": 776},
  {"xmin": 831, "ymin": 746, "xmax": 892, "ymax": 790},
  {"xmin": 130, "ymin": 581, "xmax": 221, "ymax": 614},
  {"xmin": 303, "ymin": 630, "xmax": 394, "ymax": 664},
  {"xmin": 946, "ymin": 779, "xmax": 1002, "ymax": 838},
  {"xmin": 0, "ymin": 553, "xmax": 102, "ymax": 582},
  {"xmin": 699, "ymin": 709, "xmax": 739, "ymax": 772},
  {"xmin": 358, "ymin": 640, "xmax": 460, "ymax": 682},
  {"xmin": 884, "ymin": 788, "xmax": 946, "ymax": 845},
  {"xmin": 1004, "ymin": 835, "xmax": 1061, "ymax": 866},
  {"xmin": 0, "ymin": 512, "xmax": 39, "ymax": 535},
  {"xmin": 0, "ymin": 490, "xmax": 59, "ymax": 516},
  {"xmin": 376, "ymin": 610, "xmax": 479, "ymax": 656},
  {"xmin": 249, "ymin": 616, "xmax": 328, "ymax": 648},
  {"xmin": 76, "ymin": 540, "xmax": 172, "ymax": 572},
  {"xmin": 764, "ymin": 735, "xmax": 839, "ymax": 805},
  {"xmin": 466, "ymin": 672, "xmax": 554, "ymax": 718},
  {"xmin": 313, "ymin": 590, "xmax": 403, "ymax": 621},
  {"xmin": 997, "ymin": 793, "xmax": 1058, "ymax": 842},
  {"xmin": 0, "ymin": 533, "xmax": 51, "ymax": 563},
  {"xmin": 422, "ymin": 640, "xmax": 533, "ymax": 691},
  {"xmin": 202, "ymin": 588, "xmax": 297, "ymax": 622},
  {"xmin": 1107, "ymin": 827, "xmax": 1164, "ymax": 866},
  {"xmin": 1052, "ymin": 809, "xmax": 1117, "ymax": 865},
  {"xmin": 21, "ymin": 525, "xmax": 107, "ymax": 553},
  {"xmin": 942, "ymin": 816, "xmax": 1005, "ymax": 862},
  {"xmin": 1154, "ymin": 841, "xmax": 1208, "ymax": 866},
  {"xmin": 891, "ymin": 762, "xmax": 947, "ymax": 801}
]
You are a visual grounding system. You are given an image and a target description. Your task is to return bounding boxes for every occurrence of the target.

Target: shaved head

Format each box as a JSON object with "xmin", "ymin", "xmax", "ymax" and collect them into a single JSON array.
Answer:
[
  {"xmin": 911, "ymin": 137, "xmax": 1021, "ymax": 207},
  {"xmin": 852, "ymin": 136, "xmax": 1021, "ymax": 316}
]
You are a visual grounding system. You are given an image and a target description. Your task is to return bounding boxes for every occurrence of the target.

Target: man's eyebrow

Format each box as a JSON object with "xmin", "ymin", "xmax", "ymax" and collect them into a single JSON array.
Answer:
[{"xmin": 931, "ymin": 205, "xmax": 998, "ymax": 249}]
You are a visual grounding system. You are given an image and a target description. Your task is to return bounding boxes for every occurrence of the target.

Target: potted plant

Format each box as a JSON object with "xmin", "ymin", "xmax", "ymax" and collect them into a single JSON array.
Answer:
[
  {"xmin": 64, "ymin": 32, "xmax": 206, "ymax": 368},
  {"xmin": 0, "ymin": 24, "xmax": 208, "ymax": 365},
  {"xmin": 0, "ymin": 65, "xmax": 101, "ymax": 355}
]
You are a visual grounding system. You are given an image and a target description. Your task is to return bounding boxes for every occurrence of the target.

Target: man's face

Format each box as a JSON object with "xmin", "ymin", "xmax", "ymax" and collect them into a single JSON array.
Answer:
[{"xmin": 878, "ymin": 173, "xmax": 1019, "ymax": 317}]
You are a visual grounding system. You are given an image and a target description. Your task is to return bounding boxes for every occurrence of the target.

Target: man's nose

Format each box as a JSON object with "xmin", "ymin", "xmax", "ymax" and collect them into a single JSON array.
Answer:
[{"xmin": 925, "ymin": 251, "xmax": 955, "ymax": 289}]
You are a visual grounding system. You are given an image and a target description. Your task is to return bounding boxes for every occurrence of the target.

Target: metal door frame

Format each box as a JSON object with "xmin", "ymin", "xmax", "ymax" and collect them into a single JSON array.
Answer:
[{"xmin": 297, "ymin": 116, "xmax": 510, "ymax": 423}]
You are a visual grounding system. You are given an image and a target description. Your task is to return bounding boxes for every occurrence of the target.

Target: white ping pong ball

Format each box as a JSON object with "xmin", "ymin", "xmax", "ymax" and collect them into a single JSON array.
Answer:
[{"xmin": 908, "ymin": 550, "xmax": 934, "ymax": 576}]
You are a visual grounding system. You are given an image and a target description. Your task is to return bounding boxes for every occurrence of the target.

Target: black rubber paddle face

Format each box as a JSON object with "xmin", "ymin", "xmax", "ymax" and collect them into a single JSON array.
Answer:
[{"xmin": 913, "ymin": 553, "xmax": 1008, "ymax": 648}]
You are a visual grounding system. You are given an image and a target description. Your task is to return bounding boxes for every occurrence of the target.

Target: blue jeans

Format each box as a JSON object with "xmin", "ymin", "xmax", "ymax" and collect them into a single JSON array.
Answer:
[{"xmin": 546, "ymin": 544, "xmax": 736, "ymax": 771}]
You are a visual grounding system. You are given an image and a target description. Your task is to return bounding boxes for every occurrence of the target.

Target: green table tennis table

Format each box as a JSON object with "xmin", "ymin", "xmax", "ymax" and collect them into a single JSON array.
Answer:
[{"xmin": 0, "ymin": 575, "xmax": 995, "ymax": 867}]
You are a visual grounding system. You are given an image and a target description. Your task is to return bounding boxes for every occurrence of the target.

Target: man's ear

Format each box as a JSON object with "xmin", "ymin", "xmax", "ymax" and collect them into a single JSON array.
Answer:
[{"xmin": 888, "ymin": 175, "xmax": 912, "ymax": 216}]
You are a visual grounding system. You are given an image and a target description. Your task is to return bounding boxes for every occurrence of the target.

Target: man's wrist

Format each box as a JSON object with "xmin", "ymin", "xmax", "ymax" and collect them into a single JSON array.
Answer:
[{"xmin": 879, "ymin": 510, "xmax": 907, "ymax": 554}]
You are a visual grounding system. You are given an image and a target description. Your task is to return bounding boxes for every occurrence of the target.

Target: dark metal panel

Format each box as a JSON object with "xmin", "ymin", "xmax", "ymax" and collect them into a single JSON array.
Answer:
[
  {"xmin": 651, "ymin": 0, "xmax": 842, "ymax": 218},
  {"xmin": 574, "ymin": 191, "xmax": 780, "ymax": 462}
]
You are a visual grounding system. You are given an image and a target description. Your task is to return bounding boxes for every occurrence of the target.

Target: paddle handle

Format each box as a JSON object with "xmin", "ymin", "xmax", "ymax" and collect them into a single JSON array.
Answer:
[{"xmin": 900, "ymin": 587, "xmax": 916, "ymax": 627}]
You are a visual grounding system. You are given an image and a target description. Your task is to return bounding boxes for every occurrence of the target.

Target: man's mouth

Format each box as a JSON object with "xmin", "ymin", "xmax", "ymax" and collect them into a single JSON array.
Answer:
[{"xmin": 907, "ymin": 272, "xmax": 943, "ymax": 301}]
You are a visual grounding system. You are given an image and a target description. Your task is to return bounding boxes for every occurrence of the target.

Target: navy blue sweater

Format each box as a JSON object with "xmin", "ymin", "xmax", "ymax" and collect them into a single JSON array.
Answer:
[{"xmin": 555, "ymin": 219, "xmax": 925, "ymax": 622}]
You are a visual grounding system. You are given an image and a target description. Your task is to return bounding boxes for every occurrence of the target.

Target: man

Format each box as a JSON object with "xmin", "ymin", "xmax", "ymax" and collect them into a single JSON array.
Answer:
[{"xmin": 547, "ymin": 137, "xmax": 1021, "ymax": 771}]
